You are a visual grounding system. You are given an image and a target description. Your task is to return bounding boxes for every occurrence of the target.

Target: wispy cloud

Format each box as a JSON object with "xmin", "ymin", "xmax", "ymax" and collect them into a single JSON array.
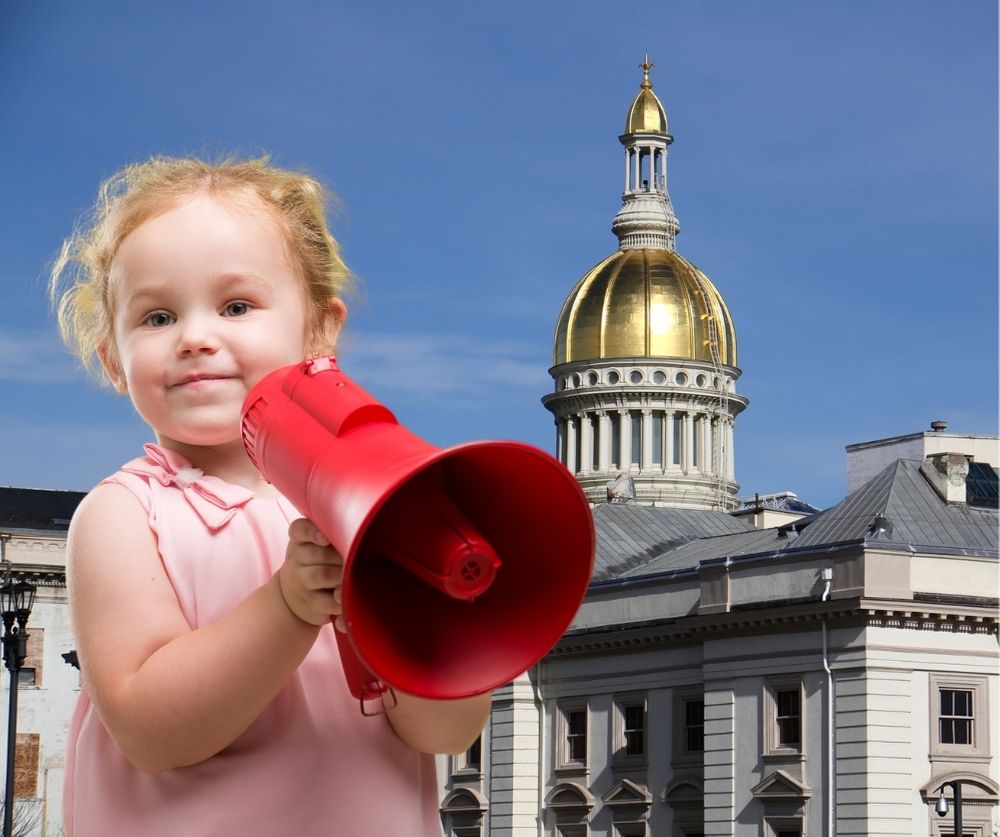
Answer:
[
  {"xmin": 340, "ymin": 330, "xmax": 550, "ymax": 404},
  {"xmin": 0, "ymin": 328, "xmax": 80, "ymax": 384}
]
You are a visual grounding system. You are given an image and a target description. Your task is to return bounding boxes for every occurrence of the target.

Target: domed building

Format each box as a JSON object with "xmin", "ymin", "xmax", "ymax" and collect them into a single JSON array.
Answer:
[
  {"xmin": 439, "ymin": 60, "xmax": 998, "ymax": 837},
  {"xmin": 543, "ymin": 57, "xmax": 748, "ymax": 510}
]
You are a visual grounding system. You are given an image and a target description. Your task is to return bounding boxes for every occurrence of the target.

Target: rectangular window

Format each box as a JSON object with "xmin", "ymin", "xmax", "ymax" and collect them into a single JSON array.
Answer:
[
  {"xmin": 465, "ymin": 736, "xmax": 481, "ymax": 771},
  {"xmin": 684, "ymin": 699, "xmax": 705, "ymax": 753},
  {"xmin": 18, "ymin": 628, "xmax": 43, "ymax": 688},
  {"xmin": 940, "ymin": 689, "xmax": 973, "ymax": 745},
  {"xmin": 613, "ymin": 695, "xmax": 647, "ymax": 765},
  {"xmin": 692, "ymin": 416, "xmax": 701, "ymax": 469},
  {"xmin": 672, "ymin": 417, "xmax": 682, "ymax": 465},
  {"xmin": 765, "ymin": 819, "xmax": 803, "ymax": 837},
  {"xmin": 614, "ymin": 824, "xmax": 647, "ymax": 837},
  {"xmin": 630, "ymin": 412, "xmax": 641, "ymax": 466},
  {"xmin": 775, "ymin": 689, "xmax": 801, "ymax": 748},
  {"xmin": 556, "ymin": 702, "xmax": 588, "ymax": 770},
  {"xmin": 651, "ymin": 413, "xmax": 662, "ymax": 465},
  {"xmin": 930, "ymin": 674, "xmax": 990, "ymax": 761},
  {"xmin": 567, "ymin": 710, "xmax": 587, "ymax": 762},
  {"xmin": 450, "ymin": 733, "xmax": 483, "ymax": 776},
  {"xmin": 763, "ymin": 679, "xmax": 803, "ymax": 758},
  {"xmin": 623, "ymin": 704, "xmax": 645, "ymax": 756}
]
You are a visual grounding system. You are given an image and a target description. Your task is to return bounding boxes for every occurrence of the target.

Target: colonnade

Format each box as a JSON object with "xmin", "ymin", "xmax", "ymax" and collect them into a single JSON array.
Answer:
[
  {"xmin": 558, "ymin": 407, "xmax": 735, "ymax": 480},
  {"xmin": 624, "ymin": 144, "xmax": 668, "ymax": 193}
]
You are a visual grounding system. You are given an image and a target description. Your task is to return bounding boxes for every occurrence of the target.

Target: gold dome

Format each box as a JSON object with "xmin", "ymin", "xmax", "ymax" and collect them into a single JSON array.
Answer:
[
  {"xmin": 625, "ymin": 56, "xmax": 668, "ymax": 135},
  {"xmin": 553, "ymin": 249, "xmax": 738, "ymax": 367}
]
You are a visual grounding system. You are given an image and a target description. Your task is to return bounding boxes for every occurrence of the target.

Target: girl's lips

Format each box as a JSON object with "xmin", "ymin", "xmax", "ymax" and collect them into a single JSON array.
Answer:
[{"xmin": 172, "ymin": 375, "xmax": 235, "ymax": 388}]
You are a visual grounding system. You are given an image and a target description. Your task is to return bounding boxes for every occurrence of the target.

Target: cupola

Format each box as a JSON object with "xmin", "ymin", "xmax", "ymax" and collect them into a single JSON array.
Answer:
[{"xmin": 542, "ymin": 58, "xmax": 749, "ymax": 511}]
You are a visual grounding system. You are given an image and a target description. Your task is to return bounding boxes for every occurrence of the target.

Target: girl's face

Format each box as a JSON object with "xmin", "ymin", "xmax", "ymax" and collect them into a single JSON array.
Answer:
[{"xmin": 105, "ymin": 192, "xmax": 338, "ymax": 452}]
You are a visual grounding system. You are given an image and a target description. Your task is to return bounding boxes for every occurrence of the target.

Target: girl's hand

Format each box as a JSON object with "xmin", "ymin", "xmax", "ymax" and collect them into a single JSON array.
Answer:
[{"xmin": 278, "ymin": 518, "xmax": 345, "ymax": 629}]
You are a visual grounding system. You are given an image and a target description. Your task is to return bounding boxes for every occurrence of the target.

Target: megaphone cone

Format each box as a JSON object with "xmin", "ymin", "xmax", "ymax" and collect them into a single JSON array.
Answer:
[{"xmin": 242, "ymin": 357, "xmax": 594, "ymax": 707}]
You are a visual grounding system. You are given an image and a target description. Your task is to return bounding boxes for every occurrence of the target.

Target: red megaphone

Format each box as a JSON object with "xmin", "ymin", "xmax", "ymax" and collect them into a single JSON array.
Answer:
[{"xmin": 241, "ymin": 356, "xmax": 594, "ymax": 710}]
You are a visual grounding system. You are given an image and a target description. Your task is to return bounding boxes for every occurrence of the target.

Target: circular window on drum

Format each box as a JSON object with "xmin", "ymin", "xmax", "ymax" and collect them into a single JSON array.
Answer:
[
  {"xmin": 696, "ymin": 374, "xmax": 707, "ymax": 387},
  {"xmin": 587, "ymin": 371, "xmax": 599, "ymax": 386},
  {"xmin": 676, "ymin": 372, "xmax": 688, "ymax": 385},
  {"xmin": 629, "ymin": 370, "xmax": 643, "ymax": 384},
  {"xmin": 607, "ymin": 370, "xmax": 620, "ymax": 385},
  {"xmin": 652, "ymin": 370, "xmax": 667, "ymax": 384}
]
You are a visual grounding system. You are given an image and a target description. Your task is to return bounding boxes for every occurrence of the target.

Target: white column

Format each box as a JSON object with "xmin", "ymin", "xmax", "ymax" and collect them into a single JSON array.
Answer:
[
  {"xmin": 624, "ymin": 148, "xmax": 631, "ymax": 192},
  {"xmin": 633, "ymin": 148, "xmax": 640, "ymax": 193},
  {"xmin": 684, "ymin": 411, "xmax": 695, "ymax": 474},
  {"xmin": 565, "ymin": 416, "xmax": 577, "ymax": 474},
  {"xmin": 664, "ymin": 411, "xmax": 676, "ymax": 470},
  {"xmin": 579, "ymin": 413, "xmax": 593, "ymax": 473},
  {"xmin": 597, "ymin": 411, "xmax": 611, "ymax": 472},
  {"xmin": 726, "ymin": 420, "xmax": 735, "ymax": 480},
  {"xmin": 660, "ymin": 146, "xmax": 667, "ymax": 190},
  {"xmin": 640, "ymin": 409, "xmax": 653, "ymax": 471},
  {"xmin": 701, "ymin": 415, "xmax": 711, "ymax": 473},
  {"xmin": 618, "ymin": 410, "xmax": 630, "ymax": 472},
  {"xmin": 705, "ymin": 416, "xmax": 719, "ymax": 474}
]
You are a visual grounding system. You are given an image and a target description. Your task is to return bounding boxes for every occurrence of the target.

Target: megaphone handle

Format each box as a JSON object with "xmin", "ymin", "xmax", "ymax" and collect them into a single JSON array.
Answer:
[{"xmin": 334, "ymin": 624, "xmax": 397, "ymax": 716}]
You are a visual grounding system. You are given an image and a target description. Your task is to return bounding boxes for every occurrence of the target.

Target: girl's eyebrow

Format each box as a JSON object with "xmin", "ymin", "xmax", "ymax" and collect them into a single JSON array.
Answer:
[{"xmin": 121, "ymin": 273, "xmax": 272, "ymax": 311}]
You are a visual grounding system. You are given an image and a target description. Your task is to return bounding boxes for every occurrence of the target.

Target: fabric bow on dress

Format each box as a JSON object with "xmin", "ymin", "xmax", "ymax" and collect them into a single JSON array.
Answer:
[{"xmin": 121, "ymin": 444, "xmax": 256, "ymax": 531}]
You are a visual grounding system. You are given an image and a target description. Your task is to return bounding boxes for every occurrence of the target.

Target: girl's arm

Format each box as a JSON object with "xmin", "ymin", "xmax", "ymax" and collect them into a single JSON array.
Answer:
[
  {"xmin": 388, "ymin": 691, "xmax": 492, "ymax": 755},
  {"xmin": 68, "ymin": 483, "xmax": 338, "ymax": 773}
]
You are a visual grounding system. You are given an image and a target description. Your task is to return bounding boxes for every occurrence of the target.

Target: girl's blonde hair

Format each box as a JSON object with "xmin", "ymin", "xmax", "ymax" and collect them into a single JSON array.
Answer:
[{"xmin": 50, "ymin": 154, "xmax": 353, "ymax": 385}]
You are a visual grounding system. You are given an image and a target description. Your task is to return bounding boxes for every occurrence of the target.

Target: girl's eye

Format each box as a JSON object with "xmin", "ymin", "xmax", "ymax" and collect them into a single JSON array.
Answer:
[
  {"xmin": 224, "ymin": 301, "xmax": 251, "ymax": 317},
  {"xmin": 144, "ymin": 312, "xmax": 174, "ymax": 328}
]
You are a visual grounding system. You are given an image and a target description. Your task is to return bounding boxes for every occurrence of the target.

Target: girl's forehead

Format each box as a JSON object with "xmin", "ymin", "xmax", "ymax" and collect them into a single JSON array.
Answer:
[
  {"xmin": 116, "ymin": 192, "xmax": 289, "ymax": 265},
  {"xmin": 108, "ymin": 191, "xmax": 300, "ymax": 301}
]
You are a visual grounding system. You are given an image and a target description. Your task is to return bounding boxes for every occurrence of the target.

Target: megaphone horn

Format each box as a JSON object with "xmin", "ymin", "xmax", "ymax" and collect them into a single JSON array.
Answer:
[{"xmin": 241, "ymin": 356, "xmax": 595, "ymax": 712}]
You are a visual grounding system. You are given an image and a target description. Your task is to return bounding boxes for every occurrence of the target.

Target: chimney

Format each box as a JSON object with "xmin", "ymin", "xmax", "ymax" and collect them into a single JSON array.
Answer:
[
  {"xmin": 930, "ymin": 420, "xmax": 948, "ymax": 432},
  {"xmin": 920, "ymin": 452, "xmax": 969, "ymax": 504}
]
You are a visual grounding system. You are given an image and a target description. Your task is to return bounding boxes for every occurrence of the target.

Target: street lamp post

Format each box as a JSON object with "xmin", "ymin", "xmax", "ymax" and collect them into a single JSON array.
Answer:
[
  {"xmin": 935, "ymin": 780, "xmax": 964, "ymax": 837},
  {"xmin": 0, "ymin": 577, "xmax": 36, "ymax": 837}
]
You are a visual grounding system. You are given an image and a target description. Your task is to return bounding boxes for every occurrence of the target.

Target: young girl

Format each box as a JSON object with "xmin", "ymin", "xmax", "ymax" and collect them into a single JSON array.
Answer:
[{"xmin": 51, "ymin": 156, "xmax": 491, "ymax": 836}]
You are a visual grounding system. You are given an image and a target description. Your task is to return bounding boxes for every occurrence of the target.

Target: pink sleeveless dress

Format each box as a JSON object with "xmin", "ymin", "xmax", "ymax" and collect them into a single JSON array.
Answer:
[{"xmin": 64, "ymin": 444, "xmax": 442, "ymax": 837}]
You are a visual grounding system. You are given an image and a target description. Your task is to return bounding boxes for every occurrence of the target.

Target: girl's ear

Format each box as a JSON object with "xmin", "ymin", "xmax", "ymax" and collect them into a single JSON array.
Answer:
[
  {"xmin": 97, "ymin": 340, "xmax": 128, "ymax": 394},
  {"xmin": 309, "ymin": 298, "xmax": 347, "ymax": 357}
]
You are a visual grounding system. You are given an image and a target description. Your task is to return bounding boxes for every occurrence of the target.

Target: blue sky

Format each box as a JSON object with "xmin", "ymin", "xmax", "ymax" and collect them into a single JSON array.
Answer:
[{"xmin": 0, "ymin": 1, "xmax": 996, "ymax": 509}]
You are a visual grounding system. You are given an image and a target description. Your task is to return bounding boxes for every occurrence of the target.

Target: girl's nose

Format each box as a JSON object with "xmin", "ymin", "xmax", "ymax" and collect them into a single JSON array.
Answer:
[{"xmin": 175, "ymin": 315, "xmax": 221, "ymax": 356}]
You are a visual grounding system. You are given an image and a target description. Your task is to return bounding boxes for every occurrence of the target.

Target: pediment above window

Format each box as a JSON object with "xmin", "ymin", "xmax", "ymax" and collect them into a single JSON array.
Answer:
[
  {"xmin": 751, "ymin": 770, "xmax": 812, "ymax": 801},
  {"xmin": 602, "ymin": 778, "xmax": 652, "ymax": 808}
]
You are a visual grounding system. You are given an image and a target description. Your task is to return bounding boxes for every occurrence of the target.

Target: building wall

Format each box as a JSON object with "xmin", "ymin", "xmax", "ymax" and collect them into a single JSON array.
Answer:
[
  {"xmin": 448, "ymin": 544, "xmax": 1000, "ymax": 837},
  {"xmin": 846, "ymin": 433, "xmax": 1000, "ymax": 493},
  {"xmin": 0, "ymin": 532, "xmax": 74, "ymax": 837}
]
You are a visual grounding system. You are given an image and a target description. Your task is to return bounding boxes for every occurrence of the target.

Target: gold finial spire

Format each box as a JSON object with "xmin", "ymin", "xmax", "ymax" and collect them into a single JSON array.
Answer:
[{"xmin": 639, "ymin": 53, "xmax": 654, "ymax": 89}]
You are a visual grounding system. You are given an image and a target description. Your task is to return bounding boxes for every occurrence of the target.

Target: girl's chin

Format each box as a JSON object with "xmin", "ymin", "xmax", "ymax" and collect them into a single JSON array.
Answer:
[{"xmin": 154, "ymin": 429, "xmax": 246, "ymax": 451}]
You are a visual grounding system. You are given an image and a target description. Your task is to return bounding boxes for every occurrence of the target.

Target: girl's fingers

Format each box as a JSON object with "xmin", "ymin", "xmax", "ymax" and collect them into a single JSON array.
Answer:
[{"xmin": 288, "ymin": 517, "xmax": 330, "ymax": 547}]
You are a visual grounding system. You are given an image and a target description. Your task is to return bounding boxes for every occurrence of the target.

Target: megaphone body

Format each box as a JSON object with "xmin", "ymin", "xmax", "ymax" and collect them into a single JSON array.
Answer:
[{"xmin": 241, "ymin": 356, "xmax": 594, "ymax": 707}]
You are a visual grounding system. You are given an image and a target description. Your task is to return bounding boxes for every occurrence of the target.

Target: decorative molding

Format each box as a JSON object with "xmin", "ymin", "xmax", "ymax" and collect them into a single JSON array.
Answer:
[
  {"xmin": 553, "ymin": 597, "xmax": 998, "ymax": 657},
  {"xmin": 751, "ymin": 769, "xmax": 812, "ymax": 801}
]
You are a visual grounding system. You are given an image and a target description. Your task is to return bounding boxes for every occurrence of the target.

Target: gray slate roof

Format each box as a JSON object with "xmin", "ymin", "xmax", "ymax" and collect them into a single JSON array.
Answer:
[
  {"xmin": 591, "ymin": 503, "xmax": 754, "ymax": 581},
  {"xmin": 792, "ymin": 458, "xmax": 997, "ymax": 553},
  {"xmin": 597, "ymin": 458, "xmax": 998, "ymax": 582}
]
